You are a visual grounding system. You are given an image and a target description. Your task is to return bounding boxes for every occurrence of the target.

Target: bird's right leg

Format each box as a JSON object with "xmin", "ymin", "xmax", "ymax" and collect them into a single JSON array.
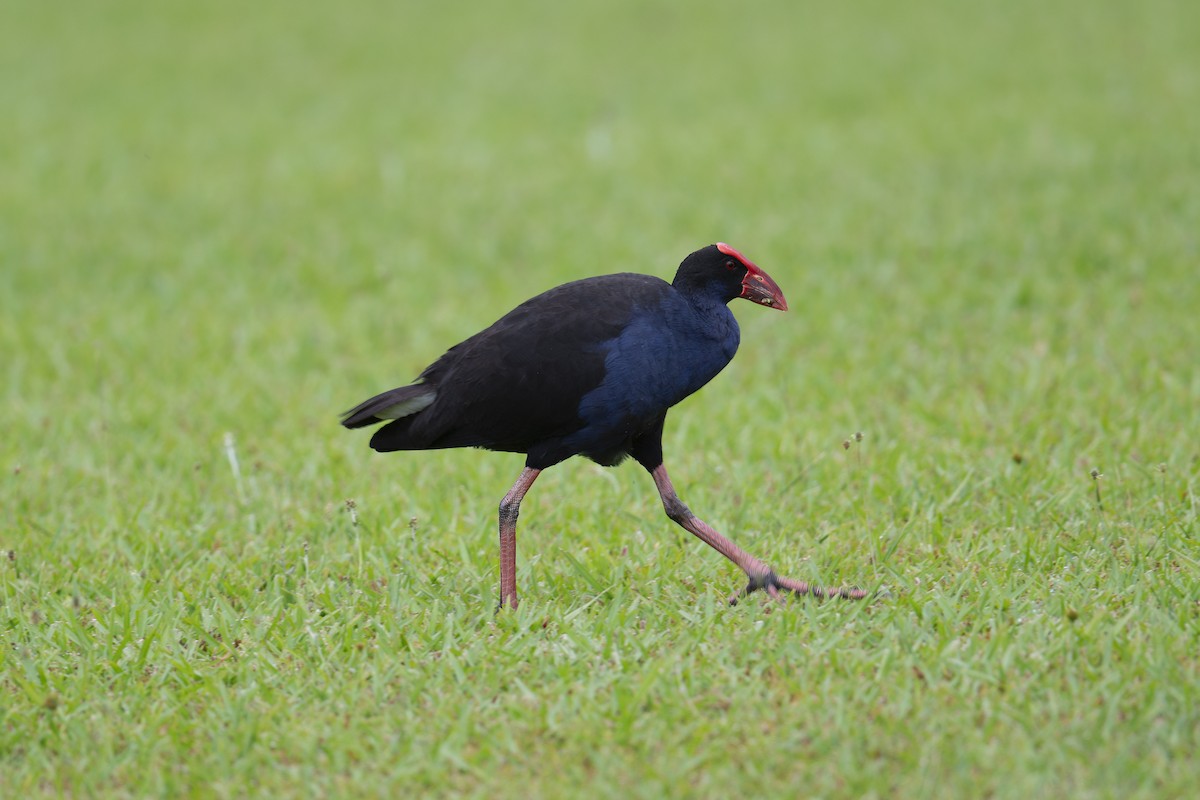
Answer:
[
  {"xmin": 649, "ymin": 464, "xmax": 866, "ymax": 604},
  {"xmin": 497, "ymin": 467, "xmax": 541, "ymax": 610}
]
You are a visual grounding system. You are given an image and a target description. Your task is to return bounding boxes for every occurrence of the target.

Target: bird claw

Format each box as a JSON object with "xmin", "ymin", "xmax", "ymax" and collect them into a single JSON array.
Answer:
[
  {"xmin": 727, "ymin": 568, "xmax": 868, "ymax": 605},
  {"xmin": 495, "ymin": 593, "xmax": 520, "ymax": 612}
]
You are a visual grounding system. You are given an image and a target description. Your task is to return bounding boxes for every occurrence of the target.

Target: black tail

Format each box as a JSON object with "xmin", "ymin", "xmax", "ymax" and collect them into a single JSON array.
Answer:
[{"xmin": 340, "ymin": 384, "xmax": 437, "ymax": 429}]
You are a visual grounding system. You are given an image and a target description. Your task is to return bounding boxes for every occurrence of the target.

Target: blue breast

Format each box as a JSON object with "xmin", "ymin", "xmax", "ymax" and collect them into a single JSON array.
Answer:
[{"xmin": 570, "ymin": 291, "xmax": 740, "ymax": 450}]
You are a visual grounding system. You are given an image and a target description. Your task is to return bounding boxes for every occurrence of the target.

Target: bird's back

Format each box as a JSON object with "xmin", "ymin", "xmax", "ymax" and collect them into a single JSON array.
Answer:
[{"xmin": 370, "ymin": 273, "xmax": 684, "ymax": 462}]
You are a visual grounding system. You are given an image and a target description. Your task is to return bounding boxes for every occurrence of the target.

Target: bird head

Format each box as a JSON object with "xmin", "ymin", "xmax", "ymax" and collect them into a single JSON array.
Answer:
[{"xmin": 673, "ymin": 243, "xmax": 788, "ymax": 311}]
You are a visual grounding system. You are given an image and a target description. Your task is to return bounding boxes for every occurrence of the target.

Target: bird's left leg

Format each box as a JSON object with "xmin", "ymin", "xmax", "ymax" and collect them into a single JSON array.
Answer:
[
  {"xmin": 497, "ymin": 466, "xmax": 541, "ymax": 610},
  {"xmin": 649, "ymin": 464, "xmax": 866, "ymax": 604}
]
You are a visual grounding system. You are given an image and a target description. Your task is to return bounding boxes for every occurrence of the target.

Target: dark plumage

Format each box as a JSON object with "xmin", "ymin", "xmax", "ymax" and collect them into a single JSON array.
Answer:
[{"xmin": 343, "ymin": 243, "xmax": 865, "ymax": 607}]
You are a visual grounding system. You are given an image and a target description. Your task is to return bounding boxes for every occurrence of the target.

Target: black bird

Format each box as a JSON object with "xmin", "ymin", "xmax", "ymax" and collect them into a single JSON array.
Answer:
[{"xmin": 342, "ymin": 243, "xmax": 865, "ymax": 608}]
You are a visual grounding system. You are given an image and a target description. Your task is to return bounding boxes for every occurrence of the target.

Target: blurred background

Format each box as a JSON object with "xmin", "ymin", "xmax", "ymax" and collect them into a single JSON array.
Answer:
[
  {"xmin": 5, "ymin": 0, "xmax": 1197, "ymax": 519},
  {"xmin": 6, "ymin": 0, "xmax": 1200, "ymax": 612},
  {"xmin": 2, "ymin": 0, "xmax": 1198, "ymax": 793}
]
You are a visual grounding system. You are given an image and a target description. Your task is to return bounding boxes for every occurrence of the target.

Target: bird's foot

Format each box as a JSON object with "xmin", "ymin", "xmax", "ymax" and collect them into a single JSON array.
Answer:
[{"xmin": 728, "ymin": 567, "xmax": 868, "ymax": 605}]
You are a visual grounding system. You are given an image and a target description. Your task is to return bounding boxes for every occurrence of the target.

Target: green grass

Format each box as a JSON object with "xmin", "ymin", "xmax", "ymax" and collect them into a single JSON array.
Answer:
[{"xmin": 3, "ymin": 0, "xmax": 1199, "ymax": 796}]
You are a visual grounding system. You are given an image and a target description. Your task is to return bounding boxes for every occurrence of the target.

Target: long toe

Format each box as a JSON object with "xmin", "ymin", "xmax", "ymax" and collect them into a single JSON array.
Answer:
[
  {"xmin": 776, "ymin": 574, "xmax": 870, "ymax": 600},
  {"xmin": 728, "ymin": 572, "xmax": 869, "ymax": 605}
]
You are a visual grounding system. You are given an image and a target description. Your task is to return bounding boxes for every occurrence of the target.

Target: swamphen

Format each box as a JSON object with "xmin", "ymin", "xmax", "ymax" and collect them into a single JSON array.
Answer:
[{"xmin": 342, "ymin": 243, "xmax": 865, "ymax": 608}]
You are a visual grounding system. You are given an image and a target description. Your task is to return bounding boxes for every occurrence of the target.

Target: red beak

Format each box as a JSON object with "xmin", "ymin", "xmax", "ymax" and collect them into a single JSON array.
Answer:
[
  {"xmin": 740, "ymin": 266, "xmax": 788, "ymax": 311},
  {"xmin": 716, "ymin": 242, "xmax": 788, "ymax": 311}
]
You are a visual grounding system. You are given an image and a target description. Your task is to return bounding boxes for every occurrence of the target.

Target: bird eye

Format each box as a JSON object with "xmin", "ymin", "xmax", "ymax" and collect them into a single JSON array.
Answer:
[{"xmin": 724, "ymin": 260, "xmax": 736, "ymax": 270}]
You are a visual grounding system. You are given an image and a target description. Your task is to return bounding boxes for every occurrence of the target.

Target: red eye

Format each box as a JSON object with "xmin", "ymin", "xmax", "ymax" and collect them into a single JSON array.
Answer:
[{"xmin": 724, "ymin": 260, "xmax": 736, "ymax": 270}]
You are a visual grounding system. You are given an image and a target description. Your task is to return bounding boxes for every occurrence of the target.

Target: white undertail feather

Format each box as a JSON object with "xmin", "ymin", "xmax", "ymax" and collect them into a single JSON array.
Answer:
[{"xmin": 376, "ymin": 391, "xmax": 436, "ymax": 419}]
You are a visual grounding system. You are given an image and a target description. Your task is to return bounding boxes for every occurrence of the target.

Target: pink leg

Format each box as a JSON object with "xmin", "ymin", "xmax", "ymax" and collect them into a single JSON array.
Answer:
[
  {"xmin": 651, "ymin": 464, "xmax": 867, "ymax": 604},
  {"xmin": 498, "ymin": 467, "xmax": 540, "ymax": 610}
]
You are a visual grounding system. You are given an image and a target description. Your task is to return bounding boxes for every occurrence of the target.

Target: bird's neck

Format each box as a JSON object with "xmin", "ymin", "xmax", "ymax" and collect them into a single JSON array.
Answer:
[
  {"xmin": 672, "ymin": 282, "xmax": 733, "ymax": 316},
  {"xmin": 666, "ymin": 284, "xmax": 740, "ymax": 354}
]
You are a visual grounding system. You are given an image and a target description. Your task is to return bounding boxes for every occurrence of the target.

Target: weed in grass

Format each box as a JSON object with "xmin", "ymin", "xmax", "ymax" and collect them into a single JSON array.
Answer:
[{"xmin": 1091, "ymin": 467, "xmax": 1105, "ymax": 511}]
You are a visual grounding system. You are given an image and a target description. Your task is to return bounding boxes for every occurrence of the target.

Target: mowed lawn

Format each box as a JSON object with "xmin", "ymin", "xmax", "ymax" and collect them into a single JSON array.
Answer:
[{"xmin": 3, "ymin": 0, "xmax": 1198, "ymax": 796}]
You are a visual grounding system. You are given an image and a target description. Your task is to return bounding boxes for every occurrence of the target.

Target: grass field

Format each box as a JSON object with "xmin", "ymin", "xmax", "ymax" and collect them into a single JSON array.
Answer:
[{"xmin": 3, "ymin": 0, "xmax": 1199, "ymax": 796}]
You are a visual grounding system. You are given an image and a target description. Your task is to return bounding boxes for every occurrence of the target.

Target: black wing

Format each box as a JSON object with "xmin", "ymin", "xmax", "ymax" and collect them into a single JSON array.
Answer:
[{"xmin": 368, "ymin": 274, "xmax": 672, "ymax": 456}]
